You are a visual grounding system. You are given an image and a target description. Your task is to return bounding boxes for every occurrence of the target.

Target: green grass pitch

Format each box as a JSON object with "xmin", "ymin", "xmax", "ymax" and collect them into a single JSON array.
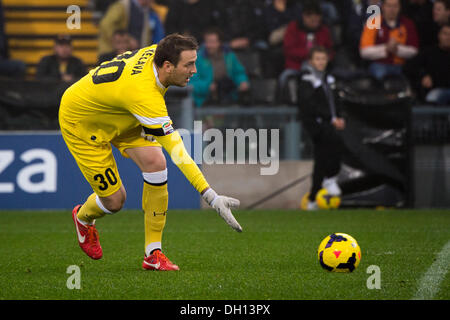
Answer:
[{"xmin": 0, "ymin": 209, "xmax": 448, "ymax": 300}]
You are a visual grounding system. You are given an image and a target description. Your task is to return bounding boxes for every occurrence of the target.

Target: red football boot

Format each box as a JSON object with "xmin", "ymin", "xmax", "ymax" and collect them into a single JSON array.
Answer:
[
  {"xmin": 72, "ymin": 205, "xmax": 103, "ymax": 260},
  {"xmin": 142, "ymin": 250, "xmax": 179, "ymax": 271}
]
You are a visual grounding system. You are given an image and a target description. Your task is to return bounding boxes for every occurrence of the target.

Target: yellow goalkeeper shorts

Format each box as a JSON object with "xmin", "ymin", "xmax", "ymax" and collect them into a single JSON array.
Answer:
[{"xmin": 60, "ymin": 122, "xmax": 160, "ymax": 197}]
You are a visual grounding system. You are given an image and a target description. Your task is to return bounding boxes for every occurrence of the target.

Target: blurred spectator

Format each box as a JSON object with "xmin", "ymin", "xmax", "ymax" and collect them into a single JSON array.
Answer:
[
  {"xmin": 301, "ymin": 0, "xmax": 340, "ymax": 27},
  {"xmin": 297, "ymin": 46, "xmax": 344, "ymax": 210},
  {"xmin": 434, "ymin": 0, "xmax": 450, "ymax": 25},
  {"xmin": 214, "ymin": 0, "xmax": 266, "ymax": 50},
  {"xmin": 406, "ymin": 24, "xmax": 450, "ymax": 104},
  {"xmin": 263, "ymin": 0, "xmax": 301, "ymax": 47},
  {"xmin": 360, "ymin": 0, "xmax": 419, "ymax": 80},
  {"xmin": 91, "ymin": 0, "xmax": 116, "ymax": 15},
  {"xmin": 98, "ymin": 0, "xmax": 153, "ymax": 55},
  {"xmin": 280, "ymin": 1, "xmax": 333, "ymax": 90},
  {"xmin": 0, "ymin": 0, "xmax": 26, "ymax": 78},
  {"xmin": 335, "ymin": 0, "xmax": 378, "ymax": 67},
  {"xmin": 429, "ymin": 0, "xmax": 450, "ymax": 46},
  {"xmin": 164, "ymin": 0, "xmax": 221, "ymax": 44},
  {"xmin": 148, "ymin": 3, "xmax": 165, "ymax": 44},
  {"xmin": 98, "ymin": 29, "xmax": 132, "ymax": 64},
  {"xmin": 36, "ymin": 35, "xmax": 86, "ymax": 83},
  {"xmin": 260, "ymin": 0, "xmax": 302, "ymax": 77},
  {"xmin": 189, "ymin": 28, "xmax": 250, "ymax": 107},
  {"xmin": 90, "ymin": 0, "xmax": 117, "ymax": 23},
  {"xmin": 150, "ymin": 0, "xmax": 169, "ymax": 23},
  {"xmin": 403, "ymin": 0, "xmax": 434, "ymax": 48}
]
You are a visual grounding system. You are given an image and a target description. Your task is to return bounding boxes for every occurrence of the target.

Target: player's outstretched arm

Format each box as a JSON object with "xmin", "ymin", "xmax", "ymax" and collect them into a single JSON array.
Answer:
[{"xmin": 150, "ymin": 129, "xmax": 243, "ymax": 232}]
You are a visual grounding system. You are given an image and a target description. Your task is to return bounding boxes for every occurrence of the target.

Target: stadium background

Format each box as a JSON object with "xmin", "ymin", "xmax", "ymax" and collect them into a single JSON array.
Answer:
[{"xmin": 0, "ymin": 0, "xmax": 449, "ymax": 210}]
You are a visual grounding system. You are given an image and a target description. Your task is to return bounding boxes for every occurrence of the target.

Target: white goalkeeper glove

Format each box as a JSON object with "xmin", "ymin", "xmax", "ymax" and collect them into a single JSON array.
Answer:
[{"xmin": 202, "ymin": 188, "xmax": 242, "ymax": 232}]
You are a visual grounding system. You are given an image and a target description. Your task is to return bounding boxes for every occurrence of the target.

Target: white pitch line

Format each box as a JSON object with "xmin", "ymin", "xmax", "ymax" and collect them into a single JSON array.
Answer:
[{"xmin": 412, "ymin": 240, "xmax": 450, "ymax": 300}]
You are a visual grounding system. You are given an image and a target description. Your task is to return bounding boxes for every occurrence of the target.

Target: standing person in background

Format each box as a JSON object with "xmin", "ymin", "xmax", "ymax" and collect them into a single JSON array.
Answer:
[{"xmin": 297, "ymin": 46, "xmax": 344, "ymax": 210}]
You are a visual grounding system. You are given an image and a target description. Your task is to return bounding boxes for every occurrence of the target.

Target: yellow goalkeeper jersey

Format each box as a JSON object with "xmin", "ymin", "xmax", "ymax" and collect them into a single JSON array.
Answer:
[
  {"xmin": 59, "ymin": 45, "xmax": 209, "ymax": 194},
  {"xmin": 60, "ymin": 45, "xmax": 171, "ymax": 145}
]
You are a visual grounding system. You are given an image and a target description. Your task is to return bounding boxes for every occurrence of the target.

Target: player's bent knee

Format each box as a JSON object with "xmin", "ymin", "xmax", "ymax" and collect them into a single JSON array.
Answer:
[
  {"xmin": 104, "ymin": 199, "xmax": 125, "ymax": 214},
  {"xmin": 99, "ymin": 187, "xmax": 126, "ymax": 214},
  {"xmin": 99, "ymin": 199, "xmax": 124, "ymax": 214}
]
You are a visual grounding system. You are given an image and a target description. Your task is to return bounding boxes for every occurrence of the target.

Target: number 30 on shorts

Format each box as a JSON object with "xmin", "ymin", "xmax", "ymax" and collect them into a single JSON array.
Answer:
[{"xmin": 93, "ymin": 168, "xmax": 118, "ymax": 191}]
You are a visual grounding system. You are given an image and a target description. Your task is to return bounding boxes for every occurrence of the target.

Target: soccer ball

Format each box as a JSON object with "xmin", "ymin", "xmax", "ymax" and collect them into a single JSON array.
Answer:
[
  {"xmin": 300, "ymin": 192, "xmax": 311, "ymax": 210},
  {"xmin": 317, "ymin": 233, "xmax": 361, "ymax": 272},
  {"xmin": 316, "ymin": 188, "xmax": 341, "ymax": 209}
]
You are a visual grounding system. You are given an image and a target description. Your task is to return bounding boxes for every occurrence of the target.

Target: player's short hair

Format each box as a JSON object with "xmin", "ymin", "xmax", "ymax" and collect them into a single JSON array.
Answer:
[
  {"xmin": 308, "ymin": 46, "xmax": 329, "ymax": 60},
  {"xmin": 154, "ymin": 33, "xmax": 198, "ymax": 68}
]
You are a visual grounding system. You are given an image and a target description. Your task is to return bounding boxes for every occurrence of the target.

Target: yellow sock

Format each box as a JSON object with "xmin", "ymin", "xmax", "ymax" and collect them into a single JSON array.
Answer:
[
  {"xmin": 77, "ymin": 193, "xmax": 107, "ymax": 224},
  {"xmin": 143, "ymin": 181, "xmax": 168, "ymax": 256}
]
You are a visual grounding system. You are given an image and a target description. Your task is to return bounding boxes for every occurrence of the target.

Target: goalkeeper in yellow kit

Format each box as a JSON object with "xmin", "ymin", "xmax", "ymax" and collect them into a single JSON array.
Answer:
[{"xmin": 59, "ymin": 34, "xmax": 242, "ymax": 271}]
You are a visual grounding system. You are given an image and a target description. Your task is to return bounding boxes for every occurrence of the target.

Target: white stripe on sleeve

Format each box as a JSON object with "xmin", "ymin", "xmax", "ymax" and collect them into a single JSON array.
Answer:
[{"xmin": 133, "ymin": 114, "xmax": 171, "ymax": 126}]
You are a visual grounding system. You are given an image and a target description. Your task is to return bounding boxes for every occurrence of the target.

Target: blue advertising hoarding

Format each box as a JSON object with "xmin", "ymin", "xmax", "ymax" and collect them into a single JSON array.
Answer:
[{"xmin": 0, "ymin": 132, "xmax": 200, "ymax": 209}]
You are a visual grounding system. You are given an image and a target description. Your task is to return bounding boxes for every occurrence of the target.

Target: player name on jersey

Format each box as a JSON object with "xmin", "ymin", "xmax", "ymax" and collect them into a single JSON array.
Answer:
[{"xmin": 131, "ymin": 48, "xmax": 155, "ymax": 76}]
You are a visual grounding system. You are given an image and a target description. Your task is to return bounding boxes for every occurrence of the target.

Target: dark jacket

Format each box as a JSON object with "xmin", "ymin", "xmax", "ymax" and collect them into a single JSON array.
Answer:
[
  {"xmin": 214, "ymin": 0, "xmax": 266, "ymax": 44},
  {"xmin": 406, "ymin": 45, "xmax": 450, "ymax": 89},
  {"xmin": 403, "ymin": 0, "xmax": 435, "ymax": 48},
  {"xmin": 164, "ymin": 0, "xmax": 221, "ymax": 43},
  {"xmin": 297, "ymin": 64, "xmax": 341, "ymax": 139},
  {"xmin": 36, "ymin": 54, "xmax": 86, "ymax": 82}
]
